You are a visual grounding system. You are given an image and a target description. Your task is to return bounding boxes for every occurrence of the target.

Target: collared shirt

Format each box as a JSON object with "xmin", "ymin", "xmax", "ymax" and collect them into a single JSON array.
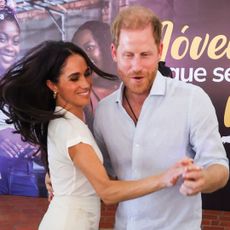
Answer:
[{"xmin": 94, "ymin": 71, "xmax": 229, "ymax": 230}]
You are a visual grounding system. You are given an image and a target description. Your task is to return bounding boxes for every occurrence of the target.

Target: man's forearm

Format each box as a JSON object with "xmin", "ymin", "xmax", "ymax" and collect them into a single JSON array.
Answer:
[{"xmin": 202, "ymin": 164, "xmax": 229, "ymax": 193}]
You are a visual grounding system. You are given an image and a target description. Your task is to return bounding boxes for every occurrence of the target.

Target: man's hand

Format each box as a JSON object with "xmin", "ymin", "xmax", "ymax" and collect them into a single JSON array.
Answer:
[
  {"xmin": 45, "ymin": 173, "xmax": 54, "ymax": 202},
  {"xmin": 180, "ymin": 164, "xmax": 229, "ymax": 196},
  {"xmin": 179, "ymin": 164, "xmax": 203, "ymax": 196}
]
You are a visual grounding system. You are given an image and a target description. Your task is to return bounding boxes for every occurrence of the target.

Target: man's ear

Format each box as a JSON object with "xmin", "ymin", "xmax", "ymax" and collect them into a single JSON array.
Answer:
[
  {"xmin": 111, "ymin": 43, "xmax": 118, "ymax": 62},
  {"xmin": 46, "ymin": 80, "xmax": 57, "ymax": 93},
  {"xmin": 158, "ymin": 42, "xmax": 163, "ymax": 62}
]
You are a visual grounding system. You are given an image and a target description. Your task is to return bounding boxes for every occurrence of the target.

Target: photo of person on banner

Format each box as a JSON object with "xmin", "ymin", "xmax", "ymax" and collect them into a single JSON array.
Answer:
[
  {"xmin": 0, "ymin": 5, "xmax": 46, "ymax": 197},
  {"xmin": 72, "ymin": 20, "xmax": 120, "ymax": 111},
  {"xmin": 0, "ymin": 5, "xmax": 19, "ymax": 77}
]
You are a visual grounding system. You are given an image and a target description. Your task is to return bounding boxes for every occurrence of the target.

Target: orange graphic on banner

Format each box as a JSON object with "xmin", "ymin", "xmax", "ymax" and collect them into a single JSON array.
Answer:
[
  {"xmin": 224, "ymin": 97, "xmax": 230, "ymax": 128},
  {"xmin": 161, "ymin": 21, "xmax": 230, "ymax": 61}
]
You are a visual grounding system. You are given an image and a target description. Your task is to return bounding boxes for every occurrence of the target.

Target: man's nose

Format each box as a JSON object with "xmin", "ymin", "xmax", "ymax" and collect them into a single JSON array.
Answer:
[{"xmin": 131, "ymin": 56, "xmax": 142, "ymax": 73}]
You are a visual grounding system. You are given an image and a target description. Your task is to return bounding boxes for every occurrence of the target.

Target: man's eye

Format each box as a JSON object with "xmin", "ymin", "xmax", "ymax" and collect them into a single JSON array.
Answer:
[
  {"xmin": 124, "ymin": 53, "xmax": 133, "ymax": 58},
  {"xmin": 141, "ymin": 53, "xmax": 152, "ymax": 57}
]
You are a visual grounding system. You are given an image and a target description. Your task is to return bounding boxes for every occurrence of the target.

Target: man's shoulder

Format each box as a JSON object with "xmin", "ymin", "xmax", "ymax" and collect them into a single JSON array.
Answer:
[
  {"xmin": 166, "ymin": 77, "xmax": 205, "ymax": 95},
  {"xmin": 165, "ymin": 78, "xmax": 212, "ymax": 109}
]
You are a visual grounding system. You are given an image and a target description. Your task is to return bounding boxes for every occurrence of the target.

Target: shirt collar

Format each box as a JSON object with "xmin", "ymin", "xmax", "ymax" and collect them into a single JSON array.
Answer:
[
  {"xmin": 115, "ymin": 84, "xmax": 125, "ymax": 104},
  {"xmin": 115, "ymin": 71, "xmax": 166, "ymax": 103},
  {"xmin": 149, "ymin": 71, "xmax": 166, "ymax": 96}
]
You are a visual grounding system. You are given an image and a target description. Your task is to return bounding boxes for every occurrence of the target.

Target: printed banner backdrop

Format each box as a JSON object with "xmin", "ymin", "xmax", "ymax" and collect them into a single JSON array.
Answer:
[{"xmin": 0, "ymin": 0, "xmax": 229, "ymax": 210}]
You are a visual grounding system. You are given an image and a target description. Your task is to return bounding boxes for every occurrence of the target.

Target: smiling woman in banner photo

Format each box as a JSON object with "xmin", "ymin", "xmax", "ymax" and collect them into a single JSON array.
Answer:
[
  {"xmin": 0, "ymin": 6, "xmax": 46, "ymax": 197},
  {"xmin": 72, "ymin": 20, "xmax": 120, "ymax": 114}
]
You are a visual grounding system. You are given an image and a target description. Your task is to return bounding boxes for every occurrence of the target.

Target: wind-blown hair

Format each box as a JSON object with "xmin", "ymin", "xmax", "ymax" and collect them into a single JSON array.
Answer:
[{"xmin": 0, "ymin": 40, "xmax": 116, "ymax": 170}]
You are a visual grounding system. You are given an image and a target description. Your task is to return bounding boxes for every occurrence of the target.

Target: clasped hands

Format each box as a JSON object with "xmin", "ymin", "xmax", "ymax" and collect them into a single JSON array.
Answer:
[{"xmin": 164, "ymin": 157, "xmax": 205, "ymax": 196}]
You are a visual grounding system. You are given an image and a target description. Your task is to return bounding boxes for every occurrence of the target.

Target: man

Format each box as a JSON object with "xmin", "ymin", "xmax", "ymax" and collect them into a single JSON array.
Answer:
[{"xmin": 93, "ymin": 5, "xmax": 229, "ymax": 230}]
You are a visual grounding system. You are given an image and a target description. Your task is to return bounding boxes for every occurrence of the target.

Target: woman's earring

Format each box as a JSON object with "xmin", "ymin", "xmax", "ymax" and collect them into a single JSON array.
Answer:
[{"xmin": 53, "ymin": 91, "xmax": 57, "ymax": 99}]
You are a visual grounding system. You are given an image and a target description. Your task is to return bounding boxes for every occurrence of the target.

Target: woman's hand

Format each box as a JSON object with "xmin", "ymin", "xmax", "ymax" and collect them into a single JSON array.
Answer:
[{"xmin": 160, "ymin": 158, "xmax": 194, "ymax": 187}]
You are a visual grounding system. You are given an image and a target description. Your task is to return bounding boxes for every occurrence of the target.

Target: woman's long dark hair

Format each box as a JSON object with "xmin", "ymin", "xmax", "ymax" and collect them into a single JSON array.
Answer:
[{"xmin": 0, "ymin": 40, "xmax": 117, "ymax": 170}]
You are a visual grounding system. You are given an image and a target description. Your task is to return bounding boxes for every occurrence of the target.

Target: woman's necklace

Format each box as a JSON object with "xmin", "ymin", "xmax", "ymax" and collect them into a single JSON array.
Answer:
[{"xmin": 124, "ymin": 89, "xmax": 138, "ymax": 125}]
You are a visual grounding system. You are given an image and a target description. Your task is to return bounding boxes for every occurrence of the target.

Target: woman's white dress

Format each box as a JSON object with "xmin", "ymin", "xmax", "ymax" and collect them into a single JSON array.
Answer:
[{"xmin": 39, "ymin": 106, "xmax": 103, "ymax": 230}]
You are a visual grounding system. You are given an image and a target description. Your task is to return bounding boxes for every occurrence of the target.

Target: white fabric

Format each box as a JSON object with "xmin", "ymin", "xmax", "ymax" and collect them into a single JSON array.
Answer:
[
  {"xmin": 39, "ymin": 196, "xmax": 100, "ymax": 230},
  {"xmin": 39, "ymin": 106, "xmax": 103, "ymax": 229},
  {"xmin": 94, "ymin": 71, "xmax": 229, "ymax": 230}
]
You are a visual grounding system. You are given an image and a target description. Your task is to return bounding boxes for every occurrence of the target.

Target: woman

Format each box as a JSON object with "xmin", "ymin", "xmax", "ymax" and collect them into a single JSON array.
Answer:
[
  {"xmin": 0, "ymin": 40, "xmax": 189, "ymax": 229},
  {"xmin": 0, "ymin": 6, "xmax": 46, "ymax": 196}
]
